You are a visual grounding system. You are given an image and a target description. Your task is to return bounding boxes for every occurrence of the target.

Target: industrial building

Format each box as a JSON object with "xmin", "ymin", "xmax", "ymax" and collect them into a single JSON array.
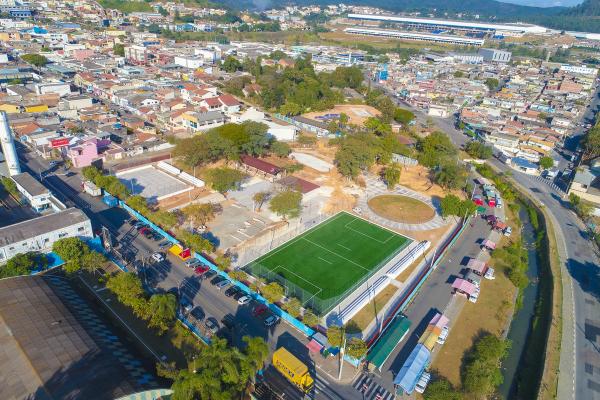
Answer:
[
  {"xmin": 0, "ymin": 207, "xmax": 93, "ymax": 261},
  {"xmin": 347, "ymin": 14, "xmax": 547, "ymax": 36},
  {"xmin": 478, "ymin": 48, "xmax": 512, "ymax": 63},
  {"xmin": 344, "ymin": 27, "xmax": 485, "ymax": 46}
]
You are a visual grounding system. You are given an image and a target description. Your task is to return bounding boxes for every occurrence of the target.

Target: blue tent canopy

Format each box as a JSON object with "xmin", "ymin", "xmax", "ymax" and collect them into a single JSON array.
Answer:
[{"xmin": 393, "ymin": 344, "xmax": 430, "ymax": 394}]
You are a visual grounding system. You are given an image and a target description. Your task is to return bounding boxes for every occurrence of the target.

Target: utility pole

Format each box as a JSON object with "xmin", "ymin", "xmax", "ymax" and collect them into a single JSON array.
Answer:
[{"xmin": 338, "ymin": 329, "xmax": 347, "ymax": 380}]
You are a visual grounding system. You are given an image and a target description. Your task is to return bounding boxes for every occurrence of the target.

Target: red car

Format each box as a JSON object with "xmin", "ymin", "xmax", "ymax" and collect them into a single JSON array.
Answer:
[
  {"xmin": 139, "ymin": 227, "xmax": 149, "ymax": 234},
  {"xmin": 194, "ymin": 265, "xmax": 210, "ymax": 275},
  {"xmin": 252, "ymin": 303, "xmax": 268, "ymax": 317}
]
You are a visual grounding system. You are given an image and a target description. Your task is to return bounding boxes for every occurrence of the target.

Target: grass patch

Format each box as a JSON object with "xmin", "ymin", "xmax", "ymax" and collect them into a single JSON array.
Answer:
[
  {"xmin": 368, "ymin": 195, "xmax": 435, "ymax": 224},
  {"xmin": 349, "ymin": 285, "xmax": 398, "ymax": 332}
]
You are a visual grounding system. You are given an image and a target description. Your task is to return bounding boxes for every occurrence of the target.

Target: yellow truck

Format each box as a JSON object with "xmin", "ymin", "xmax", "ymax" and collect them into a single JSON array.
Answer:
[{"xmin": 272, "ymin": 347, "xmax": 314, "ymax": 393}]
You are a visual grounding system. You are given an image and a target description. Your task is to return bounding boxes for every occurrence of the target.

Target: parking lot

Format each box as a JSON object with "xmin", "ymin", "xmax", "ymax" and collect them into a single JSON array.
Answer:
[{"xmin": 118, "ymin": 218, "xmax": 305, "ymax": 353}]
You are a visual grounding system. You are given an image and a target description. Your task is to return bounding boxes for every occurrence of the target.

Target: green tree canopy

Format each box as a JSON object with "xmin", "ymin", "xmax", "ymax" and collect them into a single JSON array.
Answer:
[
  {"xmin": 327, "ymin": 325, "xmax": 343, "ymax": 348},
  {"xmin": 485, "ymin": 77, "xmax": 500, "ymax": 91},
  {"xmin": 434, "ymin": 162, "xmax": 468, "ymax": 190},
  {"xmin": 462, "ymin": 334, "xmax": 510, "ymax": 397},
  {"xmin": 205, "ymin": 167, "xmax": 245, "ymax": 194},
  {"xmin": 538, "ymin": 156, "xmax": 554, "ymax": 169},
  {"xmin": 346, "ymin": 337, "xmax": 368, "ymax": 359},
  {"xmin": 221, "ymin": 55, "xmax": 242, "ymax": 72},
  {"xmin": 21, "ymin": 53, "xmax": 49, "ymax": 67},
  {"xmin": 1, "ymin": 252, "xmax": 47, "ymax": 278},
  {"xmin": 113, "ymin": 43, "xmax": 125, "ymax": 56},
  {"xmin": 282, "ymin": 297, "xmax": 302, "ymax": 318},
  {"xmin": 393, "ymin": 107, "xmax": 416, "ymax": 125},
  {"xmin": 271, "ymin": 141, "xmax": 291, "ymax": 157},
  {"xmin": 269, "ymin": 190, "xmax": 302, "ymax": 219},
  {"xmin": 147, "ymin": 293, "xmax": 177, "ymax": 334},
  {"xmin": 52, "ymin": 237, "xmax": 90, "ymax": 273},
  {"xmin": 464, "ymin": 141, "xmax": 493, "ymax": 159},
  {"xmin": 384, "ymin": 163, "xmax": 401, "ymax": 189},
  {"xmin": 261, "ymin": 281, "xmax": 284, "ymax": 303},
  {"xmin": 417, "ymin": 131, "xmax": 457, "ymax": 167}
]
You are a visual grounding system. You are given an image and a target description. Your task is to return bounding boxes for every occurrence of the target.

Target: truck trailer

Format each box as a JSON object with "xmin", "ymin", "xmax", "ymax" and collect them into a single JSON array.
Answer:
[{"xmin": 272, "ymin": 347, "xmax": 314, "ymax": 393}]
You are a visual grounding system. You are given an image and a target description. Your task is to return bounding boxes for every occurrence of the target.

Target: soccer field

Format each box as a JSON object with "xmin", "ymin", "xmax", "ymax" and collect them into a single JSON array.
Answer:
[{"xmin": 246, "ymin": 212, "xmax": 411, "ymax": 314}]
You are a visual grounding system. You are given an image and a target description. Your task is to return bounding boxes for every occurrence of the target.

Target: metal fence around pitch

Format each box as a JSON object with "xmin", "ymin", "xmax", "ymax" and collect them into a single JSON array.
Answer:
[
  {"xmin": 234, "ymin": 213, "xmax": 332, "ymax": 268},
  {"xmin": 241, "ymin": 213, "xmax": 413, "ymax": 316}
]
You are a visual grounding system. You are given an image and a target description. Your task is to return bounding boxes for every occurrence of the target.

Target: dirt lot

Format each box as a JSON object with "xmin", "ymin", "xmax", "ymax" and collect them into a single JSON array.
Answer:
[{"xmin": 302, "ymin": 104, "xmax": 382, "ymax": 126}]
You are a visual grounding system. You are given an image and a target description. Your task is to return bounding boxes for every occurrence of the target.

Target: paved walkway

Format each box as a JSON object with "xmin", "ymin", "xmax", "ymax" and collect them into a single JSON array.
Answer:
[{"xmin": 358, "ymin": 176, "xmax": 450, "ymax": 231}]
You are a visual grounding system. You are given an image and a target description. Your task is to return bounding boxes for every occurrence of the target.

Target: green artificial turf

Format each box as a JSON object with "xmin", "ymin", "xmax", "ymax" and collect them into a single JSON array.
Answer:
[{"xmin": 247, "ymin": 212, "xmax": 411, "ymax": 309}]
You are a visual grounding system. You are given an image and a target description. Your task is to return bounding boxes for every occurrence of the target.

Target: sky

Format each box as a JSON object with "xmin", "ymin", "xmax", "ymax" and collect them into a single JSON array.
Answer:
[{"xmin": 496, "ymin": 0, "xmax": 583, "ymax": 7}]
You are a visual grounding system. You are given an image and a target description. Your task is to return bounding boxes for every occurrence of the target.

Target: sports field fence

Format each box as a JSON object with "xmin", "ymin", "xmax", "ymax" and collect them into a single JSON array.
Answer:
[{"xmin": 247, "ymin": 243, "xmax": 409, "ymax": 316}]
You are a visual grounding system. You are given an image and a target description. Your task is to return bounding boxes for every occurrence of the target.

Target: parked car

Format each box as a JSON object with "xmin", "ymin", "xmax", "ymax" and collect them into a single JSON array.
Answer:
[
  {"xmin": 484, "ymin": 267, "xmax": 496, "ymax": 280},
  {"xmin": 233, "ymin": 291, "xmax": 246, "ymax": 301},
  {"xmin": 194, "ymin": 265, "xmax": 210, "ymax": 276},
  {"xmin": 204, "ymin": 317, "xmax": 219, "ymax": 334},
  {"xmin": 151, "ymin": 252, "xmax": 164, "ymax": 262},
  {"xmin": 252, "ymin": 304, "xmax": 268, "ymax": 317},
  {"xmin": 215, "ymin": 279, "xmax": 230, "ymax": 289},
  {"xmin": 221, "ymin": 314, "xmax": 235, "ymax": 329},
  {"xmin": 158, "ymin": 241, "xmax": 172, "ymax": 250},
  {"xmin": 436, "ymin": 326, "xmax": 449, "ymax": 345},
  {"xmin": 210, "ymin": 275, "xmax": 225, "ymax": 285},
  {"xmin": 180, "ymin": 298, "xmax": 193, "ymax": 314},
  {"xmin": 204, "ymin": 270, "xmax": 217, "ymax": 280},
  {"xmin": 143, "ymin": 230, "xmax": 154, "ymax": 239},
  {"xmin": 224, "ymin": 286, "xmax": 241, "ymax": 297},
  {"xmin": 190, "ymin": 307, "xmax": 205, "ymax": 322},
  {"xmin": 503, "ymin": 226, "xmax": 512, "ymax": 237},
  {"xmin": 415, "ymin": 372, "xmax": 431, "ymax": 394},
  {"xmin": 128, "ymin": 219, "xmax": 138, "ymax": 226},
  {"xmin": 238, "ymin": 295, "xmax": 251, "ymax": 305},
  {"xmin": 137, "ymin": 226, "xmax": 149, "ymax": 233},
  {"xmin": 264, "ymin": 315, "xmax": 280, "ymax": 327},
  {"xmin": 185, "ymin": 258, "xmax": 201, "ymax": 268}
]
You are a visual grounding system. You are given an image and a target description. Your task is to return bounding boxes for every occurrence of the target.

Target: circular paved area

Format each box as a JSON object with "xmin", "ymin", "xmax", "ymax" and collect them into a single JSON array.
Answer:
[{"xmin": 357, "ymin": 176, "xmax": 450, "ymax": 231}]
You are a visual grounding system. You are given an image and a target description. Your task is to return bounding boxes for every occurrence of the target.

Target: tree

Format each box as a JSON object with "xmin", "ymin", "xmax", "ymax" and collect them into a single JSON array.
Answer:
[
  {"xmin": 261, "ymin": 282, "xmax": 284, "ymax": 303},
  {"xmin": 393, "ymin": 108, "xmax": 415, "ymax": 125},
  {"xmin": 147, "ymin": 23, "xmax": 161, "ymax": 34},
  {"xmin": 485, "ymin": 77, "xmax": 500, "ymax": 91},
  {"xmin": 279, "ymin": 101, "xmax": 303, "ymax": 116},
  {"xmin": 21, "ymin": 53, "xmax": 49, "ymax": 67},
  {"xmin": 183, "ymin": 203, "xmax": 216, "ymax": 228},
  {"xmin": 302, "ymin": 310, "xmax": 319, "ymax": 327},
  {"xmin": 440, "ymin": 194, "xmax": 462, "ymax": 218},
  {"xmin": 113, "ymin": 43, "xmax": 125, "ymax": 56},
  {"xmin": 462, "ymin": 334, "xmax": 510, "ymax": 398},
  {"xmin": 177, "ymin": 229, "xmax": 214, "ymax": 254},
  {"xmin": 80, "ymin": 250, "xmax": 107, "ymax": 274},
  {"xmin": 106, "ymin": 272, "xmax": 147, "ymax": 317},
  {"xmin": 222, "ymin": 55, "xmax": 242, "ymax": 73},
  {"xmin": 434, "ymin": 162, "xmax": 468, "ymax": 190},
  {"xmin": 384, "ymin": 164, "xmax": 401, "ymax": 189},
  {"xmin": 539, "ymin": 156, "xmax": 554, "ymax": 170},
  {"xmin": 282, "ymin": 297, "xmax": 302, "ymax": 318},
  {"xmin": 228, "ymin": 269, "xmax": 248, "ymax": 282},
  {"xmin": 327, "ymin": 325, "xmax": 343, "ymax": 348},
  {"xmin": 453, "ymin": 70, "xmax": 465, "ymax": 78},
  {"xmin": 252, "ymin": 191, "xmax": 270, "ymax": 211},
  {"xmin": 82, "ymin": 165, "xmax": 102, "ymax": 182},
  {"xmin": 147, "ymin": 293, "xmax": 177, "ymax": 334},
  {"xmin": 269, "ymin": 190, "xmax": 302, "ymax": 219},
  {"xmin": 423, "ymin": 378, "xmax": 463, "ymax": 400},
  {"xmin": 0, "ymin": 176, "xmax": 19, "ymax": 198},
  {"xmin": 464, "ymin": 141, "xmax": 493, "ymax": 159},
  {"xmin": 346, "ymin": 338, "xmax": 368, "ymax": 359},
  {"xmin": 52, "ymin": 237, "xmax": 90, "ymax": 273},
  {"xmin": 583, "ymin": 126, "xmax": 600, "ymax": 161},
  {"xmin": 205, "ymin": 167, "xmax": 244, "ymax": 194},
  {"xmin": 417, "ymin": 131, "xmax": 457, "ymax": 168},
  {"xmin": 271, "ymin": 141, "xmax": 291, "ymax": 157},
  {"xmin": 148, "ymin": 210, "xmax": 178, "ymax": 230},
  {"xmin": 1, "ymin": 252, "xmax": 47, "ymax": 278}
]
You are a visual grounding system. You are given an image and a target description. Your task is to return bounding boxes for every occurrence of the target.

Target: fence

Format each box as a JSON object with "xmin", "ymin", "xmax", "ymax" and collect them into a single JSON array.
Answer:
[
  {"xmin": 242, "ymin": 213, "xmax": 414, "ymax": 316},
  {"xmin": 118, "ymin": 200, "xmax": 316, "ymax": 338}
]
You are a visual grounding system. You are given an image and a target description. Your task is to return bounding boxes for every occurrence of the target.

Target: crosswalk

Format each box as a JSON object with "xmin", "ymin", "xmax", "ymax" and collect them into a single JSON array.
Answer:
[
  {"xmin": 532, "ymin": 174, "xmax": 564, "ymax": 193},
  {"xmin": 351, "ymin": 373, "xmax": 395, "ymax": 400}
]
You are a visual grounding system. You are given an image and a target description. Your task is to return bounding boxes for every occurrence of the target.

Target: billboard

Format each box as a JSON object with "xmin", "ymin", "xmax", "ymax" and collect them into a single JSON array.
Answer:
[{"xmin": 50, "ymin": 138, "xmax": 70, "ymax": 148}]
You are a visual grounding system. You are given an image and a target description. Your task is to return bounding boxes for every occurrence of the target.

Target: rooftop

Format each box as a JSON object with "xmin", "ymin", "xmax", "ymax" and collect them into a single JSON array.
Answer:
[
  {"xmin": 0, "ymin": 275, "xmax": 156, "ymax": 400},
  {"xmin": 11, "ymin": 172, "xmax": 49, "ymax": 197},
  {"xmin": 0, "ymin": 208, "xmax": 89, "ymax": 246}
]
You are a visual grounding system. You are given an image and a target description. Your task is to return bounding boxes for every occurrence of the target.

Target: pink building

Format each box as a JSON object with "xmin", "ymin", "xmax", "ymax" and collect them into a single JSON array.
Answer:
[
  {"xmin": 67, "ymin": 138, "xmax": 110, "ymax": 168},
  {"xmin": 72, "ymin": 49, "xmax": 95, "ymax": 61}
]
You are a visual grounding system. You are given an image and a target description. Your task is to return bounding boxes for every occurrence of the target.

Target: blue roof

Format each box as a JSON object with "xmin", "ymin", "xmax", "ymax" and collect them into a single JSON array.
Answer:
[
  {"xmin": 512, "ymin": 157, "xmax": 538, "ymax": 169},
  {"xmin": 393, "ymin": 344, "xmax": 430, "ymax": 394}
]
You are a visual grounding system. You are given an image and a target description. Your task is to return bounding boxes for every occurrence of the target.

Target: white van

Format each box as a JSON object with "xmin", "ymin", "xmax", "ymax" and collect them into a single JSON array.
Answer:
[{"xmin": 495, "ymin": 197, "xmax": 503, "ymax": 208}]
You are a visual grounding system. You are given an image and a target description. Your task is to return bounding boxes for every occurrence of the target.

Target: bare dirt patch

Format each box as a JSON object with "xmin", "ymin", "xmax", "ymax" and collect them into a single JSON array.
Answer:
[{"xmin": 368, "ymin": 194, "xmax": 435, "ymax": 224}]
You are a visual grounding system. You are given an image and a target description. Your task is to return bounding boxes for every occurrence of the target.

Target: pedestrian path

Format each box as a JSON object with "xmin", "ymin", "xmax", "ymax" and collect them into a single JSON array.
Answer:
[
  {"xmin": 351, "ymin": 373, "xmax": 395, "ymax": 400},
  {"xmin": 357, "ymin": 176, "xmax": 449, "ymax": 231}
]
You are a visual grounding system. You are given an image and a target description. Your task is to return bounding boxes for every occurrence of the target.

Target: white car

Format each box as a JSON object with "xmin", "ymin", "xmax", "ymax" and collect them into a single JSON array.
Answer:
[
  {"xmin": 237, "ymin": 295, "xmax": 251, "ymax": 305},
  {"xmin": 484, "ymin": 267, "xmax": 496, "ymax": 280},
  {"xmin": 151, "ymin": 252, "xmax": 164, "ymax": 262},
  {"xmin": 185, "ymin": 258, "xmax": 201, "ymax": 268},
  {"xmin": 415, "ymin": 372, "xmax": 431, "ymax": 393},
  {"xmin": 469, "ymin": 288, "xmax": 480, "ymax": 303},
  {"xmin": 437, "ymin": 326, "xmax": 449, "ymax": 345},
  {"xmin": 503, "ymin": 226, "xmax": 512, "ymax": 237}
]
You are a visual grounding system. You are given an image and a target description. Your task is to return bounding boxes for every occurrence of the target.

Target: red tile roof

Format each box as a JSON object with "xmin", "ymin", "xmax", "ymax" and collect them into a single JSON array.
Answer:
[{"xmin": 240, "ymin": 155, "xmax": 281, "ymax": 175}]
